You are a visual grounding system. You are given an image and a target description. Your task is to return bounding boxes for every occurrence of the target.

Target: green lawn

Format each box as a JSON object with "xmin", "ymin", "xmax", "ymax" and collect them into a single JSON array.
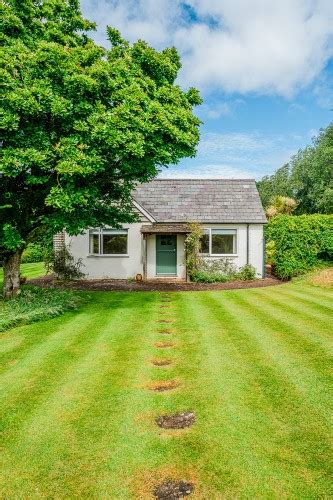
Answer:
[
  {"xmin": 0, "ymin": 268, "xmax": 332, "ymax": 498},
  {"xmin": 0, "ymin": 262, "xmax": 46, "ymax": 289},
  {"xmin": 0, "ymin": 263, "xmax": 80, "ymax": 332}
]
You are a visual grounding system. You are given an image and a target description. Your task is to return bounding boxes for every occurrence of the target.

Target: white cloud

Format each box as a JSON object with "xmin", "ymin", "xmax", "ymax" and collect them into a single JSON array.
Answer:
[
  {"xmin": 81, "ymin": 0, "xmax": 333, "ymax": 96},
  {"xmin": 157, "ymin": 131, "xmax": 306, "ymax": 179}
]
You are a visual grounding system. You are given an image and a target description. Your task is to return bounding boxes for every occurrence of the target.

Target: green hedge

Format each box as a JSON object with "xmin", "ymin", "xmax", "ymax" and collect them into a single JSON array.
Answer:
[
  {"xmin": 21, "ymin": 243, "xmax": 44, "ymax": 263},
  {"xmin": 266, "ymin": 214, "xmax": 333, "ymax": 279}
]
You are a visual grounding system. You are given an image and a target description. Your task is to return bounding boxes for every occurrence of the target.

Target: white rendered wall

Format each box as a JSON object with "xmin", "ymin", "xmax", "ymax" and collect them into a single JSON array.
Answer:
[
  {"xmin": 65, "ymin": 222, "xmax": 151, "ymax": 279},
  {"xmin": 65, "ymin": 223, "xmax": 264, "ymax": 279},
  {"xmin": 248, "ymin": 224, "xmax": 265, "ymax": 277}
]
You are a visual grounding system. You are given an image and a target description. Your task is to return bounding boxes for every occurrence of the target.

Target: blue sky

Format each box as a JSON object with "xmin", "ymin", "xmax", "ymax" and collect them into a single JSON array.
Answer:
[{"xmin": 81, "ymin": 0, "xmax": 333, "ymax": 179}]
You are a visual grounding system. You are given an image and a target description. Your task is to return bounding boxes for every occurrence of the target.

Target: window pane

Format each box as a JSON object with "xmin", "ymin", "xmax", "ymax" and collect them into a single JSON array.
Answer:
[
  {"xmin": 89, "ymin": 232, "xmax": 99, "ymax": 254},
  {"xmin": 200, "ymin": 232, "xmax": 209, "ymax": 254},
  {"xmin": 211, "ymin": 230, "xmax": 236, "ymax": 254},
  {"xmin": 102, "ymin": 233, "xmax": 127, "ymax": 254}
]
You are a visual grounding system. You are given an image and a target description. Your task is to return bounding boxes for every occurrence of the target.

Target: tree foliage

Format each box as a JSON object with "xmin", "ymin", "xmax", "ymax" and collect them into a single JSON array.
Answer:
[
  {"xmin": 257, "ymin": 124, "xmax": 333, "ymax": 214},
  {"xmin": 257, "ymin": 164, "xmax": 293, "ymax": 208},
  {"xmin": 0, "ymin": 0, "xmax": 201, "ymax": 296},
  {"xmin": 265, "ymin": 215, "xmax": 333, "ymax": 279},
  {"xmin": 265, "ymin": 195, "xmax": 297, "ymax": 219}
]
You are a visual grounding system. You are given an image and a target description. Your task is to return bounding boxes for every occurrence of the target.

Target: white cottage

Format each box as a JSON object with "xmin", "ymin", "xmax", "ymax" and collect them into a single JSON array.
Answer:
[{"xmin": 64, "ymin": 179, "xmax": 267, "ymax": 280}]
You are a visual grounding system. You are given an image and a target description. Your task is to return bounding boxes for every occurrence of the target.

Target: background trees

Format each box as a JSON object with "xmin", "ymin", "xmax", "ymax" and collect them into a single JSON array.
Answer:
[
  {"xmin": 257, "ymin": 123, "xmax": 333, "ymax": 214},
  {"xmin": 0, "ymin": 0, "xmax": 201, "ymax": 297}
]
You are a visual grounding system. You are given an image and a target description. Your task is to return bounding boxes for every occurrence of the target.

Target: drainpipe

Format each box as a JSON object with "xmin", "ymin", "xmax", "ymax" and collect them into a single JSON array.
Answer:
[
  {"xmin": 142, "ymin": 234, "xmax": 147, "ymax": 280},
  {"xmin": 263, "ymin": 232, "xmax": 266, "ymax": 278},
  {"xmin": 246, "ymin": 224, "xmax": 250, "ymax": 265}
]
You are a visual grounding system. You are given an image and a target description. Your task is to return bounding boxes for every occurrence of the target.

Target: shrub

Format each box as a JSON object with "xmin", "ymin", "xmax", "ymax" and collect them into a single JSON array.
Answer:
[
  {"xmin": 0, "ymin": 286, "xmax": 82, "ymax": 332},
  {"xmin": 21, "ymin": 243, "xmax": 44, "ymax": 263},
  {"xmin": 190, "ymin": 258, "xmax": 237, "ymax": 283},
  {"xmin": 236, "ymin": 264, "xmax": 257, "ymax": 281},
  {"xmin": 45, "ymin": 245, "xmax": 85, "ymax": 281},
  {"xmin": 265, "ymin": 214, "xmax": 333, "ymax": 279},
  {"xmin": 199, "ymin": 258, "xmax": 236, "ymax": 276},
  {"xmin": 191, "ymin": 270, "xmax": 230, "ymax": 283}
]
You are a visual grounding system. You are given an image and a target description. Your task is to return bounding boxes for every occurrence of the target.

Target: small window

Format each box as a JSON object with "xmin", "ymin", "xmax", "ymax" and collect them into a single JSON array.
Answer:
[
  {"xmin": 200, "ymin": 230, "xmax": 210, "ymax": 254},
  {"xmin": 89, "ymin": 229, "xmax": 128, "ymax": 255},
  {"xmin": 211, "ymin": 229, "xmax": 236, "ymax": 255}
]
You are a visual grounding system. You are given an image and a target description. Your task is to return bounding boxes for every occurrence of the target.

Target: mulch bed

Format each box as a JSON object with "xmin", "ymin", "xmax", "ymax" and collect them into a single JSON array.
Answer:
[
  {"xmin": 156, "ymin": 412, "xmax": 196, "ymax": 430},
  {"xmin": 27, "ymin": 275, "xmax": 284, "ymax": 292},
  {"xmin": 153, "ymin": 480, "xmax": 194, "ymax": 499}
]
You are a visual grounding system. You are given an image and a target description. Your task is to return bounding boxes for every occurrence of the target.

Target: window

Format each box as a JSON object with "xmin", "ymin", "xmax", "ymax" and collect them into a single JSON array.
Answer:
[
  {"xmin": 200, "ymin": 229, "xmax": 210, "ymax": 254},
  {"xmin": 211, "ymin": 229, "xmax": 236, "ymax": 254},
  {"xmin": 89, "ymin": 229, "xmax": 128, "ymax": 255},
  {"xmin": 199, "ymin": 228, "xmax": 237, "ymax": 255}
]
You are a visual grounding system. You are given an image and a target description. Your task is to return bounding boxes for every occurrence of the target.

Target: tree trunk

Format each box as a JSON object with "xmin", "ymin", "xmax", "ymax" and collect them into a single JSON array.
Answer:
[{"xmin": 3, "ymin": 249, "xmax": 23, "ymax": 299}]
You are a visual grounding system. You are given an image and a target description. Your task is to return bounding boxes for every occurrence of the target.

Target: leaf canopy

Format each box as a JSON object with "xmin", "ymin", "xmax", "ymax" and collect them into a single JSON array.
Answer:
[
  {"xmin": 0, "ymin": 0, "xmax": 202, "ymax": 255},
  {"xmin": 257, "ymin": 123, "xmax": 333, "ymax": 214}
]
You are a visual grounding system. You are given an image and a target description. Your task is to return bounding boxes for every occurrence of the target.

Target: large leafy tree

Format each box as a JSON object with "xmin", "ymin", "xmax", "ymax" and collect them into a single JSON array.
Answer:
[
  {"xmin": 290, "ymin": 125, "xmax": 333, "ymax": 214},
  {"xmin": 256, "ymin": 164, "xmax": 293, "ymax": 208},
  {"xmin": 0, "ymin": 0, "xmax": 201, "ymax": 297},
  {"xmin": 257, "ymin": 124, "xmax": 333, "ymax": 214}
]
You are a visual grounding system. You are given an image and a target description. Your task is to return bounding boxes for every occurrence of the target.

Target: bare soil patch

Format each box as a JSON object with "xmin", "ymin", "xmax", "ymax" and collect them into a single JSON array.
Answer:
[
  {"xmin": 157, "ymin": 320, "xmax": 174, "ymax": 324},
  {"xmin": 157, "ymin": 329, "xmax": 174, "ymax": 335},
  {"xmin": 156, "ymin": 412, "xmax": 196, "ymax": 430},
  {"xmin": 151, "ymin": 359, "xmax": 172, "ymax": 366},
  {"xmin": 148, "ymin": 380, "xmax": 178, "ymax": 392},
  {"xmin": 155, "ymin": 342, "xmax": 175, "ymax": 349},
  {"xmin": 153, "ymin": 479, "xmax": 194, "ymax": 499},
  {"xmin": 28, "ymin": 275, "xmax": 283, "ymax": 292}
]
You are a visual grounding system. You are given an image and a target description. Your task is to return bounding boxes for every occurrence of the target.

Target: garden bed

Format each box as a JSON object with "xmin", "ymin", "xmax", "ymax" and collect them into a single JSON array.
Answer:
[{"xmin": 27, "ymin": 275, "xmax": 283, "ymax": 291}]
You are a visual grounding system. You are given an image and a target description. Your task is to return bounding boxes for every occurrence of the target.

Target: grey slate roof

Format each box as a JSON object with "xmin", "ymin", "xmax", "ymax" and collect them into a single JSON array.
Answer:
[{"xmin": 133, "ymin": 179, "xmax": 267, "ymax": 224}]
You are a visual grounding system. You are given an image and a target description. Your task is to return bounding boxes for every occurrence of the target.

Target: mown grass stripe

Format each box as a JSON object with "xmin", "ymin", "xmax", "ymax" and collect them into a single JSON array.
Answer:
[
  {"xmin": 276, "ymin": 287, "xmax": 333, "ymax": 313},
  {"xmin": 0, "ymin": 277, "xmax": 332, "ymax": 498},
  {"xmin": 237, "ymin": 288, "xmax": 333, "ymax": 357},
  {"xmin": 178, "ymin": 292, "xmax": 331, "ymax": 498},
  {"xmin": 211, "ymin": 291, "xmax": 332, "ymax": 419},
  {"xmin": 280, "ymin": 285, "xmax": 333, "ymax": 305},
  {"xmin": 0, "ymin": 295, "xmax": 140, "ymax": 442},
  {"xmin": 1, "ymin": 292, "xmax": 160, "ymax": 498}
]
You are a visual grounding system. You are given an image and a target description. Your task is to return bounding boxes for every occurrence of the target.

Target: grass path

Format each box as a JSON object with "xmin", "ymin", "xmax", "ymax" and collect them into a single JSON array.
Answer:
[{"xmin": 0, "ymin": 276, "xmax": 332, "ymax": 497}]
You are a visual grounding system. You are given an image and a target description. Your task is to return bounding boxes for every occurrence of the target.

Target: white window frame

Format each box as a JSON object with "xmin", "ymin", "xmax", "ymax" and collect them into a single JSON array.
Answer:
[
  {"xmin": 200, "ymin": 228, "xmax": 238, "ymax": 256},
  {"xmin": 89, "ymin": 228, "xmax": 129, "ymax": 256}
]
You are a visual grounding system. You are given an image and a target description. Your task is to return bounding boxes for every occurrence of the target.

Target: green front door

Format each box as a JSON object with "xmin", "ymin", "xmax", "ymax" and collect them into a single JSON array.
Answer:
[{"xmin": 156, "ymin": 235, "xmax": 177, "ymax": 275}]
